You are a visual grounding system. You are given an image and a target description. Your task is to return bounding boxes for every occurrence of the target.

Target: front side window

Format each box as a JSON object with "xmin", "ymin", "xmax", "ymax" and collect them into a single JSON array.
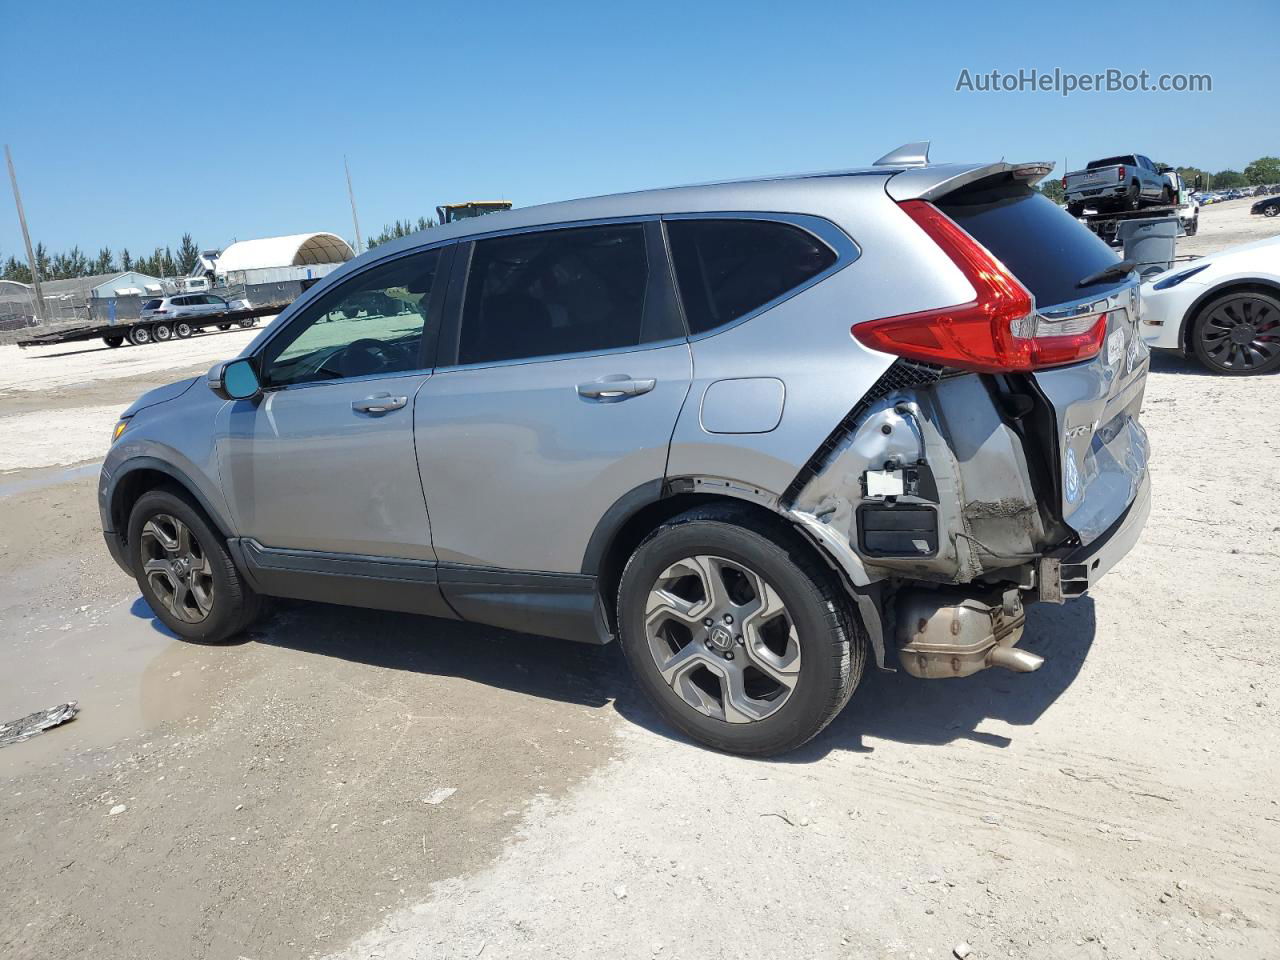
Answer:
[
  {"xmin": 665, "ymin": 219, "xmax": 837, "ymax": 335},
  {"xmin": 458, "ymin": 223, "xmax": 648, "ymax": 365},
  {"xmin": 263, "ymin": 248, "xmax": 442, "ymax": 387}
]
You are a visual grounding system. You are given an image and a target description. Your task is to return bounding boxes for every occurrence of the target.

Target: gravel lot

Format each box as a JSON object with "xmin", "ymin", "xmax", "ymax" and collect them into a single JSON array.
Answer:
[{"xmin": 1, "ymin": 201, "xmax": 1277, "ymax": 960}]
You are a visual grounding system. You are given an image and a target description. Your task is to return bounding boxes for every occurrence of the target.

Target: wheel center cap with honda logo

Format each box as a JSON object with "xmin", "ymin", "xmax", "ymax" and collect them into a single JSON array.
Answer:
[{"xmin": 708, "ymin": 625, "xmax": 734, "ymax": 651}]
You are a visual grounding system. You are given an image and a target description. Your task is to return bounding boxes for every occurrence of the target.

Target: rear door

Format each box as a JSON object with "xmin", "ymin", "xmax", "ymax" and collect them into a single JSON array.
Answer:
[
  {"xmin": 936, "ymin": 185, "xmax": 1150, "ymax": 543},
  {"xmin": 415, "ymin": 220, "xmax": 691, "ymax": 576}
]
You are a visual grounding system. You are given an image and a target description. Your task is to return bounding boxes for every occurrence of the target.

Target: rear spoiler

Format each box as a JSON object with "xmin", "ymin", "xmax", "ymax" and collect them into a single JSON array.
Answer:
[{"xmin": 885, "ymin": 159, "xmax": 1055, "ymax": 202}]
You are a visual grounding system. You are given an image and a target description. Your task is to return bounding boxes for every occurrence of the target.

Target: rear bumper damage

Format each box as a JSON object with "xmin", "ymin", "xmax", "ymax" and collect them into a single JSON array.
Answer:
[{"xmin": 784, "ymin": 361, "xmax": 1150, "ymax": 679}]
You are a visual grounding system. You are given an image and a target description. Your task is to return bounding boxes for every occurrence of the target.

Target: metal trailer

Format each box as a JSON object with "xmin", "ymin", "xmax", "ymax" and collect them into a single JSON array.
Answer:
[
  {"xmin": 1080, "ymin": 204, "xmax": 1180, "ymax": 246},
  {"xmin": 16, "ymin": 302, "xmax": 284, "ymax": 350}
]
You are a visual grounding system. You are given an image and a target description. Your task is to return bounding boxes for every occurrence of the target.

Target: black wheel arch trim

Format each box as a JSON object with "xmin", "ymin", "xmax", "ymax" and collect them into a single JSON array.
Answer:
[
  {"xmin": 107, "ymin": 456, "xmax": 234, "ymax": 541},
  {"xmin": 581, "ymin": 475, "xmax": 891, "ymax": 668}
]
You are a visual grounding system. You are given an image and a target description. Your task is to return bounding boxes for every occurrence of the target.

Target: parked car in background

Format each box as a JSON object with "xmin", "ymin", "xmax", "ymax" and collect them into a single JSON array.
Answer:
[
  {"xmin": 1165, "ymin": 171, "xmax": 1199, "ymax": 236},
  {"xmin": 139, "ymin": 293, "xmax": 252, "ymax": 338},
  {"xmin": 1141, "ymin": 235, "xmax": 1280, "ymax": 375},
  {"xmin": 1064, "ymin": 154, "xmax": 1170, "ymax": 216},
  {"xmin": 101, "ymin": 146, "xmax": 1152, "ymax": 756},
  {"xmin": 1251, "ymin": 195, "xmax": 1280, "ymax": 217}
]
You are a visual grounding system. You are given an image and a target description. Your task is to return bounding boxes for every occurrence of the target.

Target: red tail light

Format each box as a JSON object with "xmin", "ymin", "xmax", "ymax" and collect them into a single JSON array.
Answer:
[
  {"xmin": 851, "ymin": 200, "xmax": 1107, "ymax": 372},
  {"xmin": 1061, "ymin": 176, "xmax": 1067, "ymax": 191},
  {"xmin": 1117, "ymin": 164, "xmax": 1126, "ymax": 181}
]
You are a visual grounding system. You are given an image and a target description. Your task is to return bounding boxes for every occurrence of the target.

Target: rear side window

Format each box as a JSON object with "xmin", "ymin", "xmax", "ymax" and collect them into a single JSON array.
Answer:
[
  {"xmin": 937, "ymin": 184, "xmax": 1127, "ymax": 307},
  {"xmin": 1087, "ymin": 155, "xmax": 1137, "ymax": 169},
  {"xmin": 665, "ymin": 219, "xmax": 836, "ymax": 335},
  {"xmin": 142, "ymin": 299, "xmax": 161, "ymax": 309},
  {"xmin": 459, "ymin": 224, "xmax": 648, "ymax": 365}
]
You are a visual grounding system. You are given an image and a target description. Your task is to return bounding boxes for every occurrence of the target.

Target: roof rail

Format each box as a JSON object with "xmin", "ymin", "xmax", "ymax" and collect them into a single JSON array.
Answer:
[{"xmin": 874, "ymin": 141, "xmax": 931, "ymax": 167}]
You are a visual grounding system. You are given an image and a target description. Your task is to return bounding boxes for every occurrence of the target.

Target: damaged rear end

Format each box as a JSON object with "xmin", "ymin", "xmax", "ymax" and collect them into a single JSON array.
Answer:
[{"xmin": 786, "ymin": 160, "xmax": 1151, "ymax": 679}]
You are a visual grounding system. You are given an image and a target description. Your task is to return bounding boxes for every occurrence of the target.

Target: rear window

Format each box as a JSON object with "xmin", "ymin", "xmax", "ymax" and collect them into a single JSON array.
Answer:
[
  {"xmin": 1087, "ymin": 155, "xmax": 1136, "ymax": 169},
  {"xmin": 937, "ymin": 183, "xmax": 1127, "ymax": 307},
  {"xmin": 142, "ymin": 299, "xmax": 162, "ymax": 309},
  {"xmin": 665, "ymin": 219, "xmax": 836, "ymax": 335}
]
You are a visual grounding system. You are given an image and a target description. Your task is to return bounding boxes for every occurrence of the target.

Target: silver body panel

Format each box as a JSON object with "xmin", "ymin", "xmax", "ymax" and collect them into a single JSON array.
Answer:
[{"xmin": 414, "ymin": 341, "xmax": 693, "ymax": 571}]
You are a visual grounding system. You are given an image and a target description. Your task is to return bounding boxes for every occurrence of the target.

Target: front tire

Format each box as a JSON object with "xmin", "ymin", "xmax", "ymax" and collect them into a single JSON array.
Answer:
[
  {"xmin": 1189, "ymin": 290, "xmax": 1280, "ymax": 375},
  {"xmin": 617, "ymin": 507, "xmax": 865, "ymax": 756},
  {"xmin": 128, "ymin": 488, "xmax": 261, "ymax": 643},
  {"xmin": 1265, "ymin": 205, "xmax": 1279, "ymax": 218}
]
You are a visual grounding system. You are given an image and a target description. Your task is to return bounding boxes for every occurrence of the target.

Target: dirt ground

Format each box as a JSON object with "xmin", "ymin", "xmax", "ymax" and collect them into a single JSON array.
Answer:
[{"xmin": 1, "ymin": 203, "xmax": 1278, "ymax": 960}]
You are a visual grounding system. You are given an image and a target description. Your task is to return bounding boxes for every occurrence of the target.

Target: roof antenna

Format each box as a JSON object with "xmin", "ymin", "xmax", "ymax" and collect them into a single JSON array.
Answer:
[{"xmin": 874, "ymin": 141, "xmax": 931, "ymax": 167}]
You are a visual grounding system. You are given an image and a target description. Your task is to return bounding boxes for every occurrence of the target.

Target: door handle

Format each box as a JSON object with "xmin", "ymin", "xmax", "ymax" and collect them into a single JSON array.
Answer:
[
  {"xmin": 576, "ymin": 376, "xmax": 657, "ymax": 401},
  {"xmin": 352, "ymin": 393, "xmax": 408, "ymax": 414}
]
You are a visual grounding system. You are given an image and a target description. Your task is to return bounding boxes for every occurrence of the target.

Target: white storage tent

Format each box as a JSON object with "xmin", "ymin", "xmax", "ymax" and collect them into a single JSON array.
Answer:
[{"xmin": 213, "ymin": 233, "xmax": 354, "ymax": 277}]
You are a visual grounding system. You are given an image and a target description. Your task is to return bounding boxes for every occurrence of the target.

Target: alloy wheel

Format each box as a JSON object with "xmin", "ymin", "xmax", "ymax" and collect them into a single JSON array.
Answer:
[
  {"xmin": 1198, "ymin": 295, "xmax": 1280, "ymax": 372},
  {"xmin": 140, "ymin": 513, "xmax": 215, "ymax": 623},
  {"xmin": 644, "ymin": 555, "xmax": 801, "ymax": 723}
]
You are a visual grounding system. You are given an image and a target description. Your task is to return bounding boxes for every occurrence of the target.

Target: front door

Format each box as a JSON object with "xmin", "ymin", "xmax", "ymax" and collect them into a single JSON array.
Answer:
[{"xmin": 220, "ymin": 245, "xmax": 448, "ymax": 561}]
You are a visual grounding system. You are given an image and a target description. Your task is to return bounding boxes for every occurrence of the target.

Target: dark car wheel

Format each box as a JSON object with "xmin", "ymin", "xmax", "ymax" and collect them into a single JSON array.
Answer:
[
  {"xmin": 128, "ymin": 489, "xmax": 261, "ymax": 643},
  {"xmin": 128, "ymin": 325, "xmax": 152, "ymax": 345},
  {"xmin": 103, "ymin": 335, "xmax": 124, "ymax": 348},
  {"xmin": 1066, "ymin": 202, "xmax": 1085, "ymax": 218},
  {"xmin": 153, "ymin": 323, "xmax": 173, "ymax": 342},
  {"xmin": 1127, "ymin": 182, "xmax": 1143, "ymax": 210},
  {"xmin": 1190, "ymin": 290, "xmax": 1280, "ymax": 376},
  {"xmin": 174, "ymin": 321, "xmax": 194, "ymax": 338},
  {"xmin": 617, "ymin": 506, "xmax": 866, "ymax": 756},
  {"xmin": 1266, "ymin": 205, "xmax": 1279, "ymax": 218}
]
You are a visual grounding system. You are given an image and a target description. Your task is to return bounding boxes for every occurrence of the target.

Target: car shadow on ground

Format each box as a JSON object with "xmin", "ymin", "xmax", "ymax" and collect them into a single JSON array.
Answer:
[
  {"xmin": 129, "ymin": 592, "xmax": 1096, "ymax": 761},
  {"xmin": 1148, "ymin": 351, "xmax": 1213, "ymax": 377}
]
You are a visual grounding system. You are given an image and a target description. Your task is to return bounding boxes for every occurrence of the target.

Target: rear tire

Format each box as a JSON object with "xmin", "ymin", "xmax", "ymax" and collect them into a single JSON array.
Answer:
[
  {"xmin": 1127, "ymin": 182, "xmax": 1143, "ymax": 210},
  {"xmin": 1066, "ymin": 202, "xmax": 1085, "ymax": 217},
  {"xmin": 617, "ymin": 506, "xmax": 866, "ymax": 756},
  {"xmin": 1189, "ymin": 290, "xmax": 1280, "ymax": 376},
  {"xmin": 128, "ymin": 488, "xmax": 261, "ymax": 644},
  {"xmin": 238, "ymin": 318, "xmax": 257, "ymax": 329},
  {"xmin": 103, "ymin": 335, "xmax": 124, "ymax": 348},
  {"xmin": 128, "ymin": 325, "xmax": 152, "ymax": 346}
]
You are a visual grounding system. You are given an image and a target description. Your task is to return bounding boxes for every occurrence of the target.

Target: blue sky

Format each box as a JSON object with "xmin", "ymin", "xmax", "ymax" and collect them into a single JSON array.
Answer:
[{"xmin": 2, "ymin": 0, "xmax": 1275, "ymax": 259}]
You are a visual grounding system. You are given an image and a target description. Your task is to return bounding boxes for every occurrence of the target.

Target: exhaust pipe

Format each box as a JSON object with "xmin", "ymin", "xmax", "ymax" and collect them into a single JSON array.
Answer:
[
  {"xmin": 895, "ymin": 587, "xmax": 1039, "ymax": 679},
  {"xmin": 986, "ymin": 645, "xmax": 1043, "ymax": 673}
]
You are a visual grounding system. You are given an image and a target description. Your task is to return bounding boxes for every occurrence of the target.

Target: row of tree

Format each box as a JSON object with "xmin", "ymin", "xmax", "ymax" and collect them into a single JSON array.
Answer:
[
  {"xmin": 1039, "ymin": 155, "xmax": 1280, "ymax": 202},
  {"xmin": 366, "ymin": 216, "xmax": 437, "ymax": 250},
  {"xmin": 1, "ymin": 234, "xmax": 203, "ymax": 285}
]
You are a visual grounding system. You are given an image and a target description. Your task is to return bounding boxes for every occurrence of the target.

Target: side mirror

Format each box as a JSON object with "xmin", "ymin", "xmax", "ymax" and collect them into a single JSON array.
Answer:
[{"xmin": 208, "ymin": 358, "xmax": 261, "ymax": 401}]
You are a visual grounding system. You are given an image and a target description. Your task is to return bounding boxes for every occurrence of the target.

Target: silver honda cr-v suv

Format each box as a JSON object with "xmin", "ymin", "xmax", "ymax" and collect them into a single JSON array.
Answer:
[{"xmin": 100, "ymin": 143, "xmax": 1151, "ymax": 756}]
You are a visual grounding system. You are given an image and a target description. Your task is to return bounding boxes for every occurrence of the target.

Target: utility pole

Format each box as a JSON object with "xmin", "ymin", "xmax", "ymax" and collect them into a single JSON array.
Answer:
[
  {"xmin": 5, "ymin": 144, "xmax": 45, "ymax": 322},
  {"xmin": 344, "ymin": 156, "xmax": 363, "ymax": 253}
]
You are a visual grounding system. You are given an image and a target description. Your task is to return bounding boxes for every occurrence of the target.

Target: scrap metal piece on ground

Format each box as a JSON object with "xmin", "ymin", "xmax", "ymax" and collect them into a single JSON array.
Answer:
[{"xmin": 0, "ymin": 701, "xmax": 79, "ymax": 748}]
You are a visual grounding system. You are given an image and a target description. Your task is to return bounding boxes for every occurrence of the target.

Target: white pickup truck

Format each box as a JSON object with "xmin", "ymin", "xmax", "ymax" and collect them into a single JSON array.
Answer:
[{"xmin": 1064, "ymin": 154, "xmax": 1172, "ymax": 216}]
